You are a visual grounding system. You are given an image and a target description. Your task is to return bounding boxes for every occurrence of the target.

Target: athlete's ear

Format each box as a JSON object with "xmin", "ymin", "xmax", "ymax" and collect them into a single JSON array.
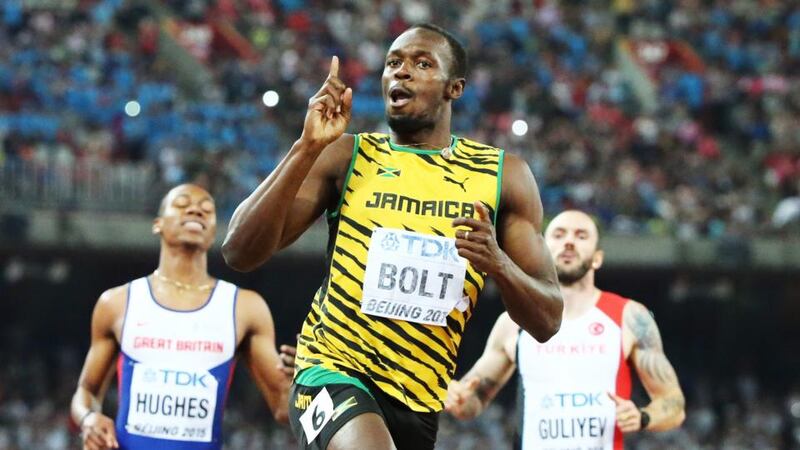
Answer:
[
  {"xmin": 152, "ymin": 217, "xmax": 163, "ymax": 235},
  {"xmin": 445, "ymin": 78, "xmax": 465, "ymax": 101},
  {"xmin": 591, "ymin": 249, "xmax": 604, "ymax": 271}
]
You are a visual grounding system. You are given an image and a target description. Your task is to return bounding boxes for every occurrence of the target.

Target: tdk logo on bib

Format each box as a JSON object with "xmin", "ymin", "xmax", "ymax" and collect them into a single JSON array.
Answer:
[
  {"xmin": 542, "ymin": 392, "xmax": 604, "ymax": 409},
  {"xmin": 166, "ymin": 370, "xmax": 210, "ymax": 387},
  {"xmin": 143, "ymin": 368, "xmax": 211, "ymax": 387},
  {"xmin": 362, "ymin": 228, "xmax": 467, "ymax": 327},
  {"xmin": 381, "ymin": 233, "xmax": 400, "ymax": 251},
  {"xmin": 380, "ymin": 231, "xmax": 460, "ymax": 263}
]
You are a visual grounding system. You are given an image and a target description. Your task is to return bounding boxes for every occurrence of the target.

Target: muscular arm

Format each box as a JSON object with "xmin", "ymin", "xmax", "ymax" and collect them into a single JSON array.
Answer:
[
  {"xmin": 71, "ymin": 287, "xmax": 124, "ymax": 449},
  {"xmin": 222, "ymin": 135, "xmax": 352, "ymax": 271},
  {"xmin": 492, "ymin": 154, "xmax": 563, "ymax": 341},
  {"xmin": 238, "ymin": 290, "xmax": 291, "ymax": 424},
  {"xmin": 71, "ymin": 288, "xmax": 121, "ymax": 423},
  {"xmin": 446, "ymin": 313, "xmax": 519, "ymax": 420},
  {"xmin": 626, "ymin": 302, "xmax": 686, "ymax": 431}
]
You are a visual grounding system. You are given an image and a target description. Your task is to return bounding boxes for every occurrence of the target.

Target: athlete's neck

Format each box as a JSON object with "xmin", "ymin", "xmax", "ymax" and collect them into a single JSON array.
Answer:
[
  {"xmin": 559, "ymin": 271, "xmax": 601, "ymax": 320},
  {"xmin": 156, "ymin": 243, "xmax": 210, "ymax": 285},
  {"xmin": 390, "ymin": 112, "xmax": 452, "ymax": 149}
]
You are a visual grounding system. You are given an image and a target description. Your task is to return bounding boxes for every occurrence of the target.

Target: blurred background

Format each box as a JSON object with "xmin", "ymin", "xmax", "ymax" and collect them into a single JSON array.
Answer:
[{"xmin": 1, "ymin": 0, "xmax": 800, "ymax": 448}]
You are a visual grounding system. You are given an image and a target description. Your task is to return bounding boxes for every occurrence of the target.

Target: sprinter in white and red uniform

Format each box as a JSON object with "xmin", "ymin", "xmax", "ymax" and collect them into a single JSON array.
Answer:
[
  {"xmin": 445, "ymin": 210, "xmax": 685, "ymax": 449},
  {"xmin": 70, "ymin": 184, "xmax": 292, "ymax": 450}
]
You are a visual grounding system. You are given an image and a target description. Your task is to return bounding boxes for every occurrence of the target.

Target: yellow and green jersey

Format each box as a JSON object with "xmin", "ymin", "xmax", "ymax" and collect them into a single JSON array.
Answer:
[{"xmin": 295, "ymin": 132, "xmax": 505, "ymax": 412}]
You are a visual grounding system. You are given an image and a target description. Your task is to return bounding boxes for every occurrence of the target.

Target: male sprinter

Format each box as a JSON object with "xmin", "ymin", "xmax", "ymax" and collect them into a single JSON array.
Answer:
[
  {"xmin": 71, "ymin": 184, "xmax": 290, "ymax": 450},
  {"xmin": 446, "ymin": 210, "xmax": 685, "ymax": 449},
  {"xmin": 222, "ymin": 24, "xmax": 563, "ymax": 450}
]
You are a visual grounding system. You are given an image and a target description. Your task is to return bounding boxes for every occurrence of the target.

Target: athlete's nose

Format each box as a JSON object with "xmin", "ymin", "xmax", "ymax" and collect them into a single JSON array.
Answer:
[
  {"xmin": 394, "ymin": 62, "xmax": 412, "ymax": 80},
  {"xmin": 185, "ymin": 201, "xmax": 205, "ymax": 218}
]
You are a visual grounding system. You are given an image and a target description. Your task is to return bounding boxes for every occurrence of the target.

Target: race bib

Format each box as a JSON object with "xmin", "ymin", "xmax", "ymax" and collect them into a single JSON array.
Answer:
[
  {"xmin": 524, "ymin": 388, "xmax": 615, "ymax": 450},
  {"xmin": 361, "ymin": 228, "xmax": 467, "ymax": 326},
  {"xmin": 125, "ymin": 363, "xmax": 218, "ymax": 442}
]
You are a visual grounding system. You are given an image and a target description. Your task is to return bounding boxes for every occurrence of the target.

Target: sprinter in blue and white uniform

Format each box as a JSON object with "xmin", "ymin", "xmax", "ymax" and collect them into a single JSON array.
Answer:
[{"xmin": 71, "ymin": 184, "xmax": 291, "ymax": 450}]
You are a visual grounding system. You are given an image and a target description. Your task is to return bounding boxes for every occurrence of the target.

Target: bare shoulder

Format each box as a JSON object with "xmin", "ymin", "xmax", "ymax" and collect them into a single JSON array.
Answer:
[
  {"xmin": 96, "ymin": 283, "xmax": 129, "ymax": 315},
  {"xmin": 235, "ymin": 288, "xmax": 273, "ymax": 331},
  {"xmin": 493, "ymin": 312, "xmax": 521, "ymax": 363},
  {"xmin": 236, "ymin": 288, "xmax": 270, "ymax": 314},
  {"xmin": 495, "ymin": 312, "xmax": 521, "ymax": 338},
  {"xmin": 500, "ymin": 152, "xmax": 529, "ymax": 176},
  {"xmin": 498, "ymin": 152, "xmax": 543, "ymax": 223},
  {"xmin": 622, "ymin": 300, "xmax": 662, "ymax": 349},
  {"xmin": 622, "ymin": 300, "xmax": 653, "ymax": 325},
  {"xmin": 500, "ymin": 153, "xmax": 538, "ymax": 195},
  {"xmin": 492, "ymin": 312, "xmax": 521, "ymax": 346},
  {"xmin": 91, "ymin": 283, "xmax": 129, "ymax": 337}
]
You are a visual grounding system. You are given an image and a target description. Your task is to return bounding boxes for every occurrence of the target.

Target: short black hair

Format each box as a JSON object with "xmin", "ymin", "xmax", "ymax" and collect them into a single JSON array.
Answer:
[{"xmin": 409, "ymin": 23, "xmax": 468, "ymax": 79}]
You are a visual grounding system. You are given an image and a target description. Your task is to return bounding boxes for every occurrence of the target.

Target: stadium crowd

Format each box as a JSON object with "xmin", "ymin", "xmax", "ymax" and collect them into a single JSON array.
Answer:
[{"xmin": 2, "ymin": 0, "xmax": 800, "ymax": 234}]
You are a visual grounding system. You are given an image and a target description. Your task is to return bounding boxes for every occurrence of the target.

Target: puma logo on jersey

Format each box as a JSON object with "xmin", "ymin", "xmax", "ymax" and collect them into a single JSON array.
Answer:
[
  {"xmin": 443, "ymin": 176, "xmax": 469, "ymax": 192},
  {"xmin": 331, "ymin": 396, "xmax": 358, "ymax": 421}
]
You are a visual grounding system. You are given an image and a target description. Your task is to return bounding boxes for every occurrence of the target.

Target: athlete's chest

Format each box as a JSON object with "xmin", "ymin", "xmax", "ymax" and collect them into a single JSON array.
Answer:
[
  {"xmin": 123, "ymin": 313, "xmax": 233, "ymax": 365},
  {"xmin": 344, "ymin": 151, "xmax": 494, "ymax": 226},
  {"xmin": 518, "ymin": 310, "xmax": 622, "ymax": 379},
  {"xmin": 120, "ymin": 279, "xmax": 236, "ymax": 366}
]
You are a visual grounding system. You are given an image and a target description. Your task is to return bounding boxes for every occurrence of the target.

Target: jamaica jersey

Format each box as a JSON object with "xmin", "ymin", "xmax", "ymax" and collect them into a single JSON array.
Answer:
[{"xmin": 295, "ymin": 132, "xmax": 505, "ymax": 412}]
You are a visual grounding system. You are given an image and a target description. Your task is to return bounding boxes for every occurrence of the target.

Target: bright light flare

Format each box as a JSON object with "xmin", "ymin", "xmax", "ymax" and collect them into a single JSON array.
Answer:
[
  {"xmin": 512, "ymin": 119, "xmax": 528, "ymax": 136},
  {"xmin": 262, "ymin": 90, "xmax": 280, "ymax": 107}
]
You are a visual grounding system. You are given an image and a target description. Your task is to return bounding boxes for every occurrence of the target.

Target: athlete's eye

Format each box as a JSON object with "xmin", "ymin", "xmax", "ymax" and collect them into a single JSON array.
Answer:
[
  {"xmin": 172, "ymin": 195, "xmax": 190, "ymax": 208},
  {"xmin": 417, "ymin": 60, "xmax": 432, "ymax": 69},
  {"xmin": 199, "ymin": 200, "xmax": 215, "ymax": 214},
  {"xmin": 386, "ymin": 59, "xmax": 401, "ymax": 68}
]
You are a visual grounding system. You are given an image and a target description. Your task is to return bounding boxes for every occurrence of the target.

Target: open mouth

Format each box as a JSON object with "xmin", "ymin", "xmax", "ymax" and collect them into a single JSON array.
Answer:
[
  {"xmin": 181, "ymin": 219, "xmax": 206, "ymax": 232},
  {"xmin": 389, "ymin": 86, "xmax": 414, "ymax": 107}
]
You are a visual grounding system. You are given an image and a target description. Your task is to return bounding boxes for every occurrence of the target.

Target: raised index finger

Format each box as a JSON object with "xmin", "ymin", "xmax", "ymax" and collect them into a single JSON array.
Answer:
[
  {"xmin": 474, "ymin": 201, "xmax": 492, "ymax": 223},
  {"xmin": 329, "ymin": 55, "xmax": 339, "ymax": 79}
]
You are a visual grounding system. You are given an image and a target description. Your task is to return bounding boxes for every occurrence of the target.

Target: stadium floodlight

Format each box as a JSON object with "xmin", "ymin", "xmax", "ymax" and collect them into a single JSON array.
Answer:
[
  {"xmin": 792, "ymin": 400, "xmax": 800, "ymax": 418},
  {"xmin": 511, "ymin": 119, "xmax": 528, "ymax": 136},
  {"xmin": 262, "ymin": 90, "xmax": 280, "ymax": 107},
  {"xmin": 124, "ymin": 100, "xmax": 141, "ymax": 117}
]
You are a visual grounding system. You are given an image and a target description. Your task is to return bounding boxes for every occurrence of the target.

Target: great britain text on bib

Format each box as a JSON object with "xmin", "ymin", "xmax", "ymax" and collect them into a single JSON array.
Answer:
[{"xmin": 361, "ymin": 228, "xmax": 467, "ymax": 326}]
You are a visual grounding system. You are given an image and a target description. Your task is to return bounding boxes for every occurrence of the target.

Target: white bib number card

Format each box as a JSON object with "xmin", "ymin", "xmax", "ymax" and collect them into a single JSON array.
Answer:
[
  {"xmin": 125, "ymin": 363, "xmax": 217, "ymax": 442},
  {"xmin": 361, "ymin": 228, "xmax": 467, "ymax": 326},
  {"xmin": 299, "ymin": 387, "xmax": 334, "ymax": 444}
]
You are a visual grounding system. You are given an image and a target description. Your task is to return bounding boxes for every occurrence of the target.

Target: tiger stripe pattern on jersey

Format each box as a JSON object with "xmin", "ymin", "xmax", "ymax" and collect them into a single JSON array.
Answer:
[{"xmin": 295, "ymin": 132, "xmax": 505, "ymax": 412}]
